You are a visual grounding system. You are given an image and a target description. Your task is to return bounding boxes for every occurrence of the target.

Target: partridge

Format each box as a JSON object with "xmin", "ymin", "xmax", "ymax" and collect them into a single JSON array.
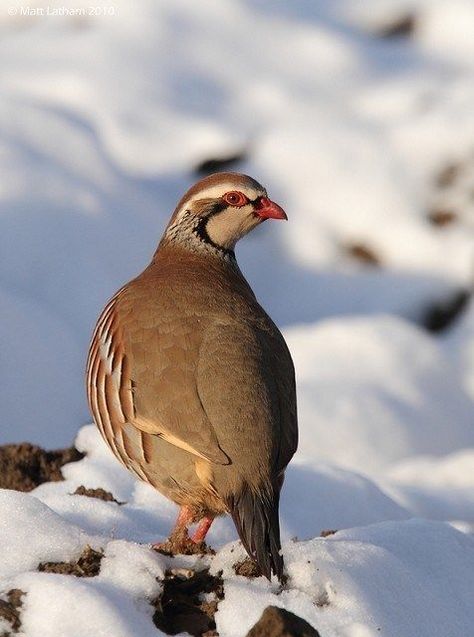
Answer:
[{"xmin": 86, "ymin": 172, "xmax": 298, "ymax": 580}]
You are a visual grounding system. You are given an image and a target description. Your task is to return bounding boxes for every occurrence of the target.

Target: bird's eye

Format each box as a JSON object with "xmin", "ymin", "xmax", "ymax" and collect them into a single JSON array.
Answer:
[{"xmin": 223, "ymin": 191, "xmax": 248, "ymax": 207}]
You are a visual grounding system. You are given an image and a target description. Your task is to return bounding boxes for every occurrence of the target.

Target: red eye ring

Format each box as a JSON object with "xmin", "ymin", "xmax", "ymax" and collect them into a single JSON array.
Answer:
[{"xmin": 223, "ymin": 191, "xmax": 248, "ymax": 207}]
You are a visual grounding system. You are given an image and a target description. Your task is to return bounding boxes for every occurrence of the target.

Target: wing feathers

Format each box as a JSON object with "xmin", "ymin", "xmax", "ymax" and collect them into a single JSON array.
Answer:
[
  {"xmin": 132, "ymin": 415, "xmax": 229, "ymax": 465},
  {"xmin": 87, "ymin": 290, "xmax": 229, "ymax": 468}
]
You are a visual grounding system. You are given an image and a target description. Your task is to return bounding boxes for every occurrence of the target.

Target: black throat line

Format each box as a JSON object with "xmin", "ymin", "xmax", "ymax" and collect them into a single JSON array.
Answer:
[{"xmin": 192, "ymin": 205, "xmax": 236, "ymax": 260}]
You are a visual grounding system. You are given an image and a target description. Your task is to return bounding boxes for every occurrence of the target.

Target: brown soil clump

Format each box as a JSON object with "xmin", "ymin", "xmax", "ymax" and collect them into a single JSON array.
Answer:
[
  {"xmin": 73, "ymin": 485, "xmax": 123, "ymax": 504},
  {"xmin": 376, "ymin": 14, "xmax": 416, "ymax": 39},
  {"xmin": 0, "ymin": 589, "xmax": 25, "ymax": 634},
  {"xmin": 153, "ymin": 567, "xmax": 224, "ymax": 637},
  {"xmin": 427, "ymin": 208, "xmax": 458, "ymax": 227},
  {"xmin": 38, "ymin": 545, "xmax": 103, "ymax": 577},
  {"xmin": 344, "ymin": 243, "xmax": 381, "ymax": 266},
  {"xmin": 0, "ymin": 443, "xmax": 83, "ymax": 492},
  {"xmin": 246, "ymin": 606, "xmax": 321, "ymax": 637},
  {"xmin": 195, "ymin": 150, "xmax": 247, "ymax": 176},
  {"xmin": 233, "ymin": 557, "xmax": 262, "ymax": 578},
  {"xmin": 435, "ymin": 163, "xmax": 462, "ymax": 189}
]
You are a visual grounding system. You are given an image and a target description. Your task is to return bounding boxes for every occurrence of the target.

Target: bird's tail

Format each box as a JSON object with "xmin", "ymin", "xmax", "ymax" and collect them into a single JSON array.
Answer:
[{"xmin": 227, "ymin": 483, "xmax": 284, "ymax": 582}]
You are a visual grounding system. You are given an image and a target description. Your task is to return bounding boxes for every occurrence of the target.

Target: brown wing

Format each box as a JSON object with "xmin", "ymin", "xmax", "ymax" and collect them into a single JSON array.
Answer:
[
  {"xmin": 196, "ymin": 318, "xmax": 298, "ymax": 488},
  {"xmin": 86, "ymin": 287, "xmax": 229, "ymax": 470},
  {"xmin": 86, "ymin": 287, "xmax": 135, "ymax": 468}
]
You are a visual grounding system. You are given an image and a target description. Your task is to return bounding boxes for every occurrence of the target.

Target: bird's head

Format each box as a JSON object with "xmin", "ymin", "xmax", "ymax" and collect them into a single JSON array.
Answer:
[{"xmin": 162, "ymin": 172, "xmax": 287, "ymax": 259}]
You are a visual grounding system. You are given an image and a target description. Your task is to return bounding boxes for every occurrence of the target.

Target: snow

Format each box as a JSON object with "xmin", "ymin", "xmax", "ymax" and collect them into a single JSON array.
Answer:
[
  {"xmin": 32, "ymin": 425, "xmax": 410, "ymax": 546},
  {"xmin": 444, "ymin": 298, "xmax": 474, "ymax": 399},
  {"xmin": 2, "ymin": 0, "xmax": 474, "ymax": 635},
  {"xmin": 2, "ymin": 0, "xmax": 474, "ymax": 445},
  {"xmin": 384, "ymin": 449, "xmax": 474, "ymax": 521},
  {"xmin": 14, "ymin": 569, "xmax": 161, "ymax": 637},
  {"xmin": 2, "ymin": 423, "xmax": 473, "ymax": 635},
  {"xmin": 288, "ymin": 315, "xmax": 474, "ymax": 474},
  {"xmin": 212, "ymin": 520, "xmax": 474, "ymax": 637},
  {"xmin": 9, "ymin": 500, "xmax": 473, "ymax": 637},
  {"xmin": 0, "ymin": 489, "xmax": 99, "ymax": 579}
]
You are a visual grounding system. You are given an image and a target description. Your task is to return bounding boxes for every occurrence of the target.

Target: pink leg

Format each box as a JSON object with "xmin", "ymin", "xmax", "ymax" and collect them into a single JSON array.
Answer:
[
  {"xmin": 151, "ymin": 505, "xmax": 194, "ymax": 549},
  {"xmin": 171, "ymin": 505, "xmax": 195, "ymax": 536},
  {"xmin": 191, "ymin": 515, "xmax": 214, "ymax": 543}
]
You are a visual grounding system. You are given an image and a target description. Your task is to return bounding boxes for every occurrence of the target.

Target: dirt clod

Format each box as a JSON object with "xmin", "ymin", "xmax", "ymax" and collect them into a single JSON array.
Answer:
[
  {"xmin": 0, "ymin": 589, "xmax": 25, "ymax": 634},
  {"xmin": 233, "ymin": 557, "xmax": 262, "ymax": 578},
  {"xmin": 38, "ymin": 545, "xmax": 103, "ymax": 577},
  {"xmin": 427, "ymin": 208, "xmax": 458, "ymax": 227},
  {"xmin": 376, "ymin": 14, "xmax": 416, "ymax": 39},
  {"xmin": 153, "ymin": 568, "xmax": 224, "ymax": 637},
  {"xmin": 344, "ymin": 243, "xmax": 381, "ymax": 266},
  {"xmin": 73, "ymin": 485, "xmax": 123, "ymax": 504},
  {"xmin": 0, "ymin": 443, "xmax": 83, "ymax": 492},
  {"xmin": 246, "ymin": 606, "xmax": 321, "ymax": 637},
  {"xmin": 435, "ymin": 163, "xmax": 462, "ymax": 189},
  {"xmin": 194, "ymin": 150, "xmax": 247, "ymax": 177}
]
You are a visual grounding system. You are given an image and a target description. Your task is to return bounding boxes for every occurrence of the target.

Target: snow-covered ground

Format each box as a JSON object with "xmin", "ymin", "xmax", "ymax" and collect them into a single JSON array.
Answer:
[
  {"xmin": 1, "ymin": 425, "xmax": 473, "ymax": 636},
  {"xmin": 1, "ymin": 0, "xmax": 474, "ymax": 635}
]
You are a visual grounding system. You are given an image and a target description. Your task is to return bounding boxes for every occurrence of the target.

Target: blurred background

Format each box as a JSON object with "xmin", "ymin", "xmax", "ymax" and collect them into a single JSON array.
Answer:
[{"xmin": 1, "ymin": 0, "xmax": 474, "ymax": 480}]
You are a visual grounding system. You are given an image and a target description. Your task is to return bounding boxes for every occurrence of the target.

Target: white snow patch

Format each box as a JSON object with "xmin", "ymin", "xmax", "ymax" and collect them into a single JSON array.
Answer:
[
  {"xmin": 0, "ymin": 490, "xmax": 100, "ymax": 579},
  {"xmin": 215, "ymin": 520, "xmax": 474, "ymax": 637},
  {"xmin": 2, "ymin": 0, "xmax": 474, "ymax": 443},
  {"xmin": 286, "ymin": 315, "xmax": 474, "ymax": 474}
]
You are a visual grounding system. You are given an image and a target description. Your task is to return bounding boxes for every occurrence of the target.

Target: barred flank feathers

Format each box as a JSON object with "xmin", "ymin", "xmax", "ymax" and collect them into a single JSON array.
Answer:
[{"xmin": 228, "ymin": 484, "xmax": 284, "ymax": 581}]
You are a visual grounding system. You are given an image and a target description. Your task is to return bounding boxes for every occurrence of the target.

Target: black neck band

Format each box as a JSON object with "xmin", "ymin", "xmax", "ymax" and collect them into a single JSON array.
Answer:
[{"xmin": 193, "ymin": 204, "xmax": 235, "ymax": 259}]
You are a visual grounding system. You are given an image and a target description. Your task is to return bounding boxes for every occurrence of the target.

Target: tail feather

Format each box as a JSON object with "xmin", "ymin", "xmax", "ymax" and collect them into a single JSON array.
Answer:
[{"xmin": 228, "ymin": 484, "xmax": 284, "ymax": 581}]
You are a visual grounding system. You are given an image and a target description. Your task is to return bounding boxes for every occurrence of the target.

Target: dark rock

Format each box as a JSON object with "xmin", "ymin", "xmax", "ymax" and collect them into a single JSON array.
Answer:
[
  {"xmin": 246, "ymin": 606, "xmax": 321, "ymax": 637},
  {"xmin": 422, "ymin": 290, "xmax": 470, "ymax": 333}
]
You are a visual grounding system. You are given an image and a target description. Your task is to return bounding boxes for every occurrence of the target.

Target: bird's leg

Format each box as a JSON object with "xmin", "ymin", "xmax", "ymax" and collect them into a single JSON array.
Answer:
[
  {"xmin": 170, "ymin": 505, "xmax": 195, "ymax": 540},
  {"xmin": 191, "ymin": 515, "xmax": 214, "ymax": 544},
  {"xmin": 151, "ymin": 505, "xmax": 194, "ymax": 551},
  {"xmin": 152, "ymin": 507, "xmax": 215, "ymax": 555}
]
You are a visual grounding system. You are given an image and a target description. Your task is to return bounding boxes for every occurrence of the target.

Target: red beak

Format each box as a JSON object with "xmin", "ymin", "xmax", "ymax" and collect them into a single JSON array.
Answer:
[{"xmin": 254, "ymin": 196, "xmax": 288, "ymax": 220}]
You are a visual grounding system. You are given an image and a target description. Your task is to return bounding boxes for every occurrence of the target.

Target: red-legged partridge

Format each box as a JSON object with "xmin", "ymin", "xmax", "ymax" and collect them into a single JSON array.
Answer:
[{"xmin": 86, "ymin": 173, "xmax": 298, "ymax": 580}]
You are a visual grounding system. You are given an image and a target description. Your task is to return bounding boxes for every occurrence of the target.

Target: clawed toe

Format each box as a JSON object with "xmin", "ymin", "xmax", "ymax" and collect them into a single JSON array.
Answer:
[
  {"xmin": 151, "ymin": 506, "xmax": 216, "ymax": 556},
  {"xmin": 151, "ymin": 533, "xmax": 213, "ymax": 556}
]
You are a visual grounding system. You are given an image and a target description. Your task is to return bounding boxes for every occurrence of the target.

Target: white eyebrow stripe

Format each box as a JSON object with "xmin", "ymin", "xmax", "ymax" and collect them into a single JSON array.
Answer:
[{"xmin": 189, "ymin": 183, "xmax": 265, "ymax": 202}]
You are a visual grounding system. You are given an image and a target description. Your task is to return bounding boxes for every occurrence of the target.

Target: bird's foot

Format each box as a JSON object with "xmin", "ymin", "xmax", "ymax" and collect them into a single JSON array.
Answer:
[
  {"xmin": 151, "ymin": 506, "xmax": 216, "ymax": 556},
  {"xmin": 152, "ymin": 532, "xmax": 214, "ymax": 556}
]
